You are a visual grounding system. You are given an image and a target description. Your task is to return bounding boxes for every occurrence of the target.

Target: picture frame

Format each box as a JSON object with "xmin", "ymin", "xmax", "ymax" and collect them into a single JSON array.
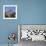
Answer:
[
  {"xmin": 18, "ymin": 24, "xmax": 46, "ymax": 41},
  {"xmin": 3, "ymin": 5, "xmax": 17, "ymax": 19}
]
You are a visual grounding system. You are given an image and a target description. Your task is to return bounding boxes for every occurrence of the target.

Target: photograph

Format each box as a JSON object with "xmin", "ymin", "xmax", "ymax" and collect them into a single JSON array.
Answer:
[
  {"xmin": 3, "ymin": 5, "xmax": 17, "ymax": 19},
  {"xmin": 18, "ymin": 24, "xmax": 46, "ymax": 46},
  {"xmin": 18, "ymin": 25, "xmax": 46, "ymax": 41}
]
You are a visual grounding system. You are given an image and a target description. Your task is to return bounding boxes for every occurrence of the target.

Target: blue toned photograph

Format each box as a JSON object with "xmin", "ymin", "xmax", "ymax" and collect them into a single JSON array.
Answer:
[{"xmin": 3, "ymin": 5, "xmax": 17, "ymax": 19}]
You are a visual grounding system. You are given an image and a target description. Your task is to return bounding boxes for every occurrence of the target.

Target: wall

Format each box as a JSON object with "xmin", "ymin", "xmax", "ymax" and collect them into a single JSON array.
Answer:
[
  {"xmin": 0, "ymin": 0, "xmax": 46, "ymax": 44},
  {"xmin": 0, "ymin": 0, "xmax": 21, "ymax": 44},
  {"xmin": 20, "ymin": 0, "xmax": 46, "ymax": 24}
]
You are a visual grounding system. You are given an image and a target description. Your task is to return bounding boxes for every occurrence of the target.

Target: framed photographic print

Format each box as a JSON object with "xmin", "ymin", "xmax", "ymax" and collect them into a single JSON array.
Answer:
[
  {"xmin": 3, "ymin": 5, "xmax": 17, "ymax": 19},
  {"xmin": 18, "ymin": 24, "xmax": 46, "ymax": 42}
]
